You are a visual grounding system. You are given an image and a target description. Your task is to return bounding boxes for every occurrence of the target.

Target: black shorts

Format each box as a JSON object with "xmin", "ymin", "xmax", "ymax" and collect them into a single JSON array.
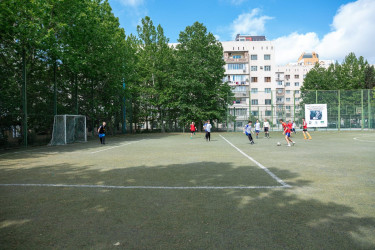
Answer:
[
  {"xmin": 303, "ymin": 128, "xmax": 307, "ymax": 132},
  {"xmin": 264, "ymin": 127, "xmax": 269, "ymax": 132}
]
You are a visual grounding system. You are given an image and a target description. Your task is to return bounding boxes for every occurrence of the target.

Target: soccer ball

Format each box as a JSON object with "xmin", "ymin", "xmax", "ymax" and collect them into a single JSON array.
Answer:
[{"xmin": 277, "ymin": 142, "xmax": 281, "ymax": 146}]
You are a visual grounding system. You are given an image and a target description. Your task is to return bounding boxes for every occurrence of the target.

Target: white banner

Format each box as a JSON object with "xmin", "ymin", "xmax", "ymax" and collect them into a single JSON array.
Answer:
[{"xmin": 305, "ymin": 104, "xmax": 327, "ymax": 127}]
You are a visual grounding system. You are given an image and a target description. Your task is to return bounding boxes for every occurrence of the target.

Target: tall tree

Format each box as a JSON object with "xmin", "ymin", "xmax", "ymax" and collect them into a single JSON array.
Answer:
[{"xmin": 175, "ymin": 22, "xmax": 232, "ymax": 129}]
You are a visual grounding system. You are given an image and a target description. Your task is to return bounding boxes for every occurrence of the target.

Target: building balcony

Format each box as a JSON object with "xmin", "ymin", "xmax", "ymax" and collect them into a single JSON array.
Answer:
[
  {"xmin": 228, "ymin": 81, "xmax": 248, "ymax": 86},
  {"xmin": 234, "ymin": 92, "xmax": 249, "ymax": 98},
  {"xmin": 225, "ymin": 57, "xmax": 249, "ymax": 63}
]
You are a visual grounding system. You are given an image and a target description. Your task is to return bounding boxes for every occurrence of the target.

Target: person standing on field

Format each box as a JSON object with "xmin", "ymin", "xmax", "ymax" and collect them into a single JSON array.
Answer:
[
  {"xmin": 98, "ymin": 121, "xmax": 106, "ymax": 144},
  {"xmin": 280, "ymin": 119, "xmax": 295, "ymax": 147},
  {"xmin": 205, "ymin": 120, "xmax": 212, "ymax": 141},
  {"xmin": 244, "ymin": 121, "xmax": 255, "ymax": 144},
  {"xmin": 263, "ymin": 118, "xmax": 270, "ymax": 138},
  {"xmin": 255, "ymin": 119, "xmax": 261, "ymax": 139},
  {"xmin": 292, "ymin": 121, "xmax": 297, "ymax": 134},
  {"xmin": 302, "ymin": 118, "xmax": 312, "ymax": 140},
  {"xmin": 190, "ymin": 122, "xmax": 196, "ymax": 139}
]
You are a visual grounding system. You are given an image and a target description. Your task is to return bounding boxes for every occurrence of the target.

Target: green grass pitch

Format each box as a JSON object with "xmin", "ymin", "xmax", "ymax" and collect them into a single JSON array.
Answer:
[{"xmin": 1, "ymin": 131, "xmax": 374, "ymax": 249}]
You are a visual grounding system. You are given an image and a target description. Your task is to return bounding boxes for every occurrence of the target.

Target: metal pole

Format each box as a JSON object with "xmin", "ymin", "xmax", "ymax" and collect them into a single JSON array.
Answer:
[
  {"xmin": 338, "ymin": 90, "xmax": 341, "ymax": 131},
  {"xmin": 249, "ymin": 89, "xmax": 251, "ymax": 121},
  {"xmin": 293, "ymin": 90, "xmax": 296, "ymax": 122},
  {"xmin": 91, "ymin": 79, "xmax": 94, "ymax": 137},
  {"xmin": 75, "ymin": 75, "xmax": 78, "ymax": 114},
  {"xmin": 234, "ymin": 107, "xmax": 236, "ymax": 132},
  {"xmin": 316, "ymin": 90, "xmax": 318, "ymax": 104},
  {"xmin": 368, "ymin": 89, "xmax": 372, "ymax": 129},
  {"xmin": 22, "ymin": 49, "xmax": 28, "ymax": 147},
  {"xmin": 361, "ymin": 89, "xmax": 364, "ymax": 131},
  {"xmin": 122, "ymin": 79, "xmax": 126, "ymax": 134},
  {"xmin": 226, "ymin": 93, "xmax": 228, "ymax": 132},
  {"xmin": 271, "ymin": 90, "xmax": 274, "ymax": 131},
  {"xmin": 53, "ymin": 61, "xmax": 57, "ymax": 116}
]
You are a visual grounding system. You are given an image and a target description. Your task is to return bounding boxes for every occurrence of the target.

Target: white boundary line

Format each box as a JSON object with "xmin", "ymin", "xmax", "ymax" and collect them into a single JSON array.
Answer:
[
  {"xmin": 353, "ymin": 137, "xmax": 375, "ymax": 142},
  {"xmin": 90, "ymin": 140, "xmax": 143, "ymax": 154},
  {"xmin": 0, "ymin": 183, "xmax": 289, "ymax": 190},
  {"xmin": 219, "ymin": 134, "xmax": 291, "ymax": 188}
]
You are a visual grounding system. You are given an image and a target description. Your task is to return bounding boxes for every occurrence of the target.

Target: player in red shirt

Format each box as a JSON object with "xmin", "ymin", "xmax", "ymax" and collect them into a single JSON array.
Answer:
[
  {"xmin": 280, "ymin": 119, "xmax": 295, "ymax": 147},
  {"xmin": 302, "ymin": 118, "xmax": 312, "ymax": 140},
  {"xmin": 190, "ymin": 122, "xmax": 196, "ymax": 139},
  {"xmin": 287, "ymin": 120, "xmax": 293, "ymax": 137}
]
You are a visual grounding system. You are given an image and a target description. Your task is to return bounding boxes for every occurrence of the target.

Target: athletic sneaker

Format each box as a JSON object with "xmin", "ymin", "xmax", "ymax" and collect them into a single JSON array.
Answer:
[{"xmin": 287, "ymin": 144, "xmax": 291, "ymax": 147}]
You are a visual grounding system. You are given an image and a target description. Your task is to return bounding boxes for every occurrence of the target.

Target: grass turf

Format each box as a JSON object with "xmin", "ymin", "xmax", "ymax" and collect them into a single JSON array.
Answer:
[{"xmin": 1, "ymin": 131, "xmax": 374, "ymax": 249}]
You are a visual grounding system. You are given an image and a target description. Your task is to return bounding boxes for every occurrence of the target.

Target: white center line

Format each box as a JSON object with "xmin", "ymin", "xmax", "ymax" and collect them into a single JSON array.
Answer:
[{"xmin": 219, "ymin": 134, "xmax": 291, "ymax": 188}]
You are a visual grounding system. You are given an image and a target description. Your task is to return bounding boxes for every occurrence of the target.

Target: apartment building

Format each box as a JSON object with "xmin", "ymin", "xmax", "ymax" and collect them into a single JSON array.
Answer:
[
  {"xmin": 222, "ymin": 35, "xmax": 276, "ymax": 129},
  {"xmin": 222, "ymin": 35, "xmax": 333, "ymax": 129}
]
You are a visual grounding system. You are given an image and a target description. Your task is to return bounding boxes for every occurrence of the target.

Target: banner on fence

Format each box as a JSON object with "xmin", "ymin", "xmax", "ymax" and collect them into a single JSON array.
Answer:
[{"xmin": 305, "ymin": 104, "xmax": 327, "ymax": 127}]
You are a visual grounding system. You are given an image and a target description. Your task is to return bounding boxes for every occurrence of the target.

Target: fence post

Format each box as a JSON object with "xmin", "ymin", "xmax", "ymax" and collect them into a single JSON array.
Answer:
[
  {"xmin": 234, "ymin": 107, "xmax": 236, "ymax": 132},
  {"xmin": 53, "ymin": 61, "xmax": 57, "ymax": 116},
  {"xmin": 22, "ymin": 49, "xmax": 28, "ymax": 147},
  {"xmin": 293, "ymin": 90, "xmax": 296, "ymax": 122},
  {"xmin": 338, "ymin": 90, "xmax": 340, "ymax": 131},
  {"xmin": 361, "ymin": 89, "xmax": 364, "ymax": 131},
  {"xmin": 248, "ymin": 89, "xmax": 251, "ymax": 121},
  {"xmin": 269, "ymin": 90, "xmax": 273, "ymax": 131},
  {"xmin": 315, "ymin": 90, "xmax": 318, "ymax": 104},
  {"xmin": 122, "ymin": 79, "xmax": 126, "ymax": 134},
  {"xmin": 368, "ymin": 89, "xmax": 372, "ymax": 129}
]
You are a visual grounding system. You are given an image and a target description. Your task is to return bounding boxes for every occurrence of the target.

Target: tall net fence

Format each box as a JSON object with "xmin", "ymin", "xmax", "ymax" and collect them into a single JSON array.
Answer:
[{"xmin": 226, "ymin": 89, "xmax": 375, "ymax": 131}]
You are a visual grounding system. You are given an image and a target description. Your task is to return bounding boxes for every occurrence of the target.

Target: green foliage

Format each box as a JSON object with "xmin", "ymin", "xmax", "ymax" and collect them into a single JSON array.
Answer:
[{"xmin": 174, "ymin": 22, "xmax": 232, "ymax": 126}]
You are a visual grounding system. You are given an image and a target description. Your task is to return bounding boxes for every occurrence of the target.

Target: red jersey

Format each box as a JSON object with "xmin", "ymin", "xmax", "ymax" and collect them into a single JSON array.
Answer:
[
  {"xmin": 303, "ymin": 121, "xmax": 307, "ymax": 129},
  {"xmin": 282, "ymin": 122, "xmax": 291, "ymax": 133},
  {"xmin": 190, "ymin": 124, "xmax": 195, "ymax": 131}
]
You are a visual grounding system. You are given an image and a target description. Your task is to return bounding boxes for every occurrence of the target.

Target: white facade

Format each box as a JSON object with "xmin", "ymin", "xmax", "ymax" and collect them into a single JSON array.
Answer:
[{"xmin": 222, "ymin": 40, "xmax": 276, "ymax": 128}]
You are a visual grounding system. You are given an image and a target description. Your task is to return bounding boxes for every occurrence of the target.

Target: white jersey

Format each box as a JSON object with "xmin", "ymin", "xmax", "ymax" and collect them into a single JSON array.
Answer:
[
  {"xmin": 292, "ymin": 122, "xmax": 296, "ymax": 129},
  {"xmin": 263, "ymin": 121, "xmax": 270, "ymax": 128},
  {"xmin": 255, "ymin": 122, "xmax": 261, "ymax": 131},
  {"xmin": 206, "ymin": 124, "xmax": 212, "ymax": 132}
]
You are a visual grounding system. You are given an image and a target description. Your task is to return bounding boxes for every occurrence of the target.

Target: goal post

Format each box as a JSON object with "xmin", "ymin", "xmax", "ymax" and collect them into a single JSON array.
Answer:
[{"xmin": 50, "ymin": 115, "xmax": 87, "ymax": 145}]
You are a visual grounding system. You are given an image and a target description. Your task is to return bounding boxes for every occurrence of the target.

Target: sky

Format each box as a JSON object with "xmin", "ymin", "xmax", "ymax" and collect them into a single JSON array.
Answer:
[{"xmin": 107, "ymin": 0, "xmax": 375, "ymax": 65}]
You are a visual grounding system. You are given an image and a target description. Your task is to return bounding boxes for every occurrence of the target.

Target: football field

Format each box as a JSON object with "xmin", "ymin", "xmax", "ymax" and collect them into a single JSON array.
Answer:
[{"xmin": 1, "ymin": 131, "xmax": 374, "ymax": 249}]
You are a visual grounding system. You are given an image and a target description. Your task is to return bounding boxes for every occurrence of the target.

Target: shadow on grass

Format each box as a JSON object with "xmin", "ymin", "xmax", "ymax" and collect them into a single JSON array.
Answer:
[
  {"xmin": 0, "ymin": 133, "xmax": 182, "ymax": 160},
  {"xmin": 0, "ymin": 161, "xmax": 374, "ymax": 249}
]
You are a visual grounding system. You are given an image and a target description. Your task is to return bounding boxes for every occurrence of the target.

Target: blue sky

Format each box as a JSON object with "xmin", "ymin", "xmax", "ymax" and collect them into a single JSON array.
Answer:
[{"xmin": 108, "ymin": 0, "xmax": 375, "ymax": 65}]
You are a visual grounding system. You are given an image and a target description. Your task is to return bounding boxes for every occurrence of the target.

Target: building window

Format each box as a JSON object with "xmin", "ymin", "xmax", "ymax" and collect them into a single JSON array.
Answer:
[
  {"xmin": 265, "ymin": 110, "xmax": 272, "ymax": 116},
  {"xmin": 251, "ymin": 111, "xmax": 259, "ymax": 116},
  {"xmin": 295, "ymin": 82, "xmax": 300, "ymax": 86},
  {"xmin": 295, "ymin": 90, "xmax": 300, "ymax": 94},
  {"xmin": 251, "ymin": 54, "xmax": 257, "ymax": 60},
  {"xmin": 251, "ymin": 77, "xmax": 258, "ymax": 83},
  {"xmin": 265, "ymin": 99, "xmax": 271, "ymax": 105},
  {"xmin": 233, "ymin": 55, "xmax": 241, "ymax": 59},
  {"xmin": 294, "ymin": 75, "xmax": 299, "ymax": 79},
  {"xmin": 251, "ymin": 88, "xmax": 258, "ymax": 93},
  {"xmin": 264, "ymin": 54, "xmax": 271, "ymax": 60},
  {"xmin": 295, "ymin": 98, "xmax": 300, "ymax": 102},
  {"xmin": 251, "ymin": 66, "xmax": 257, "ymax": 71},
  {"xmin": 233, "ymin": 86, "xmax": 247, "ymax": 92},
  {"xmin": 285, "ymin": 82, "xmax": 290, "ymax": 86},
  {"xmin": 285, "ymin": 75, "xmax": 290, "ymax": 80},
  {"xmin": 286, "ymin": 106, "xmax": 291, "ymax": 110},
  {"xmin": 265, "ymin": 88, "xmax": 271, "ymax": 93},
  {"xmin": 228, "ymin": 64, "xmax": 245, "ymax": 70},
  {"xmin": 251, "ymin": 99, "xmax": 258, "ymax": 105},
  {"xmin": 277, "ymin": 81, "xmax": 283, "ymax": 86},
  {"xmin": 265, "ymin": 77, "xmax": 271, "ymax": 82},
  {"xmin": 264, "ymin": 66, "xmax": 271, "ymax": 71},
  {"xmin": 286, "ymin": 90, "xmax": 291, "ymax": 94},
  {"xmin": 286, "ymin": 98, "xmax": 291, "ymax": 102}
]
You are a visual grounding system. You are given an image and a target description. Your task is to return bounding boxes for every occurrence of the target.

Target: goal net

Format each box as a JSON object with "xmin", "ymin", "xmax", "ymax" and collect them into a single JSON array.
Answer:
[{"xmin": 50, "ymin": 115, "xmax": 87, "ymax": 145}]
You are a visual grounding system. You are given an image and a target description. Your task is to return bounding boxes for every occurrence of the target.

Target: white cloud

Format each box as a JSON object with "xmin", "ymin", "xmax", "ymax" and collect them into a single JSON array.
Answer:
[
  {"xmin": 117, "ymin": 0, "xmax": 144, "ymax": 7},
  {"xmin": 230, "ymin": 0, "xmax": 247, "ymax": 6},
  {"xmin": 230, "ymin": 9, "xmax": 273, "ymax": 39},
  {"xmin": 273, "ymin": 0, "xmax": 375, "ymax": 65},
  {"xmin": 273, "ymin": 33, "xmax": 320, "ymax": 65}
]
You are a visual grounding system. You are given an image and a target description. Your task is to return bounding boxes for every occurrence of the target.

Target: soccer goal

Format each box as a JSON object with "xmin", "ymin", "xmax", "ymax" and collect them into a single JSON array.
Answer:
[{"xmin": 50, "ymin": 115, "xmax": 87, "ymax": 145}]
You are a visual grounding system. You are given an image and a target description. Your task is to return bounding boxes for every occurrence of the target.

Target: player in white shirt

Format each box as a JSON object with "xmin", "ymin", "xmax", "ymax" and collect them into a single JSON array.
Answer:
[
  {"xmin": 205, "ymin": 120, "xmax": 212, "ymax": 141},
  {"xmin": 263, "ymin": 118, "xmax": 270, "ymax": 138},
  {"xmin": 255, "ymin": 119, "xmax": 261, "ymax": 139}
]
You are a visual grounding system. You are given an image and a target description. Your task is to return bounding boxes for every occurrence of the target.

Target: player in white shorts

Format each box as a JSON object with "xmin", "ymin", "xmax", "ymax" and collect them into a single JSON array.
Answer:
[
  {"xmin": 255, "ymin": 119, "xmax": 261, "ymax": 139},
  {"xmin": 263, "ymin": 118, "xmax": 270, "ymax": 138}
]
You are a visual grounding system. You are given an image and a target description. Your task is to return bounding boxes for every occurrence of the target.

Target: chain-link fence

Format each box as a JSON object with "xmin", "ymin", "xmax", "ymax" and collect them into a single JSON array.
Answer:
[{"xmin": 225, "ymin": 89, "xmax": 375, "ymax": 132}]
